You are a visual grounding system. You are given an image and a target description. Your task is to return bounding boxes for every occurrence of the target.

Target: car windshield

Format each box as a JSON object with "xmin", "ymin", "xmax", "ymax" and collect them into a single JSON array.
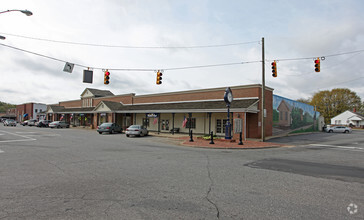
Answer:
[{"xmin": 129, "ymin": 125, "xmax": 140, "ymax": 129}]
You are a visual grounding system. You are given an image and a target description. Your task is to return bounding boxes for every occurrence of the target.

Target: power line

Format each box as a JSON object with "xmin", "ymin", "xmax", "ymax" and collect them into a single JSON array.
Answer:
[
  {"xmin": 0, "ymin": 42, "xmax": 257, "ymax": 71},
  {"xmin": 0, "ymin": 32, "xmax": 260, "ymax": 49},
  {"xmin": 269, "ymin": 49, "xmax": 364, "ymax": 62}
]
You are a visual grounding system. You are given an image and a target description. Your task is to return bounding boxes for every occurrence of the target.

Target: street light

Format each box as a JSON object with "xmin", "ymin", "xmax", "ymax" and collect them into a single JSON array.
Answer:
[
  {"xmin": 0, "ymin": 9, "xmax": 32, "ymax": 40},
  {"xmin": 0, "ymin": 9, "xmax": 33, "ymax": 16}
]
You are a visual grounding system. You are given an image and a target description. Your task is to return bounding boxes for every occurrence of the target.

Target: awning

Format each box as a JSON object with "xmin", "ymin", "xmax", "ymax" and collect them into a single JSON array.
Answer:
[{"xmin": 23, "ymin": 113, "xmax": 28, "ymax": 117}]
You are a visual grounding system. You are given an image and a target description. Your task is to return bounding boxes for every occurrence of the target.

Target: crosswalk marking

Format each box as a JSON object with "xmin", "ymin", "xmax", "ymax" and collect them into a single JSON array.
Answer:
[
  {"xmin": 309, "ymin": 144, "xmax": 364, "ymax": 152},
  {"xmin": 0, "ymin": 130, "xmax": 36, "ymax": 143}
]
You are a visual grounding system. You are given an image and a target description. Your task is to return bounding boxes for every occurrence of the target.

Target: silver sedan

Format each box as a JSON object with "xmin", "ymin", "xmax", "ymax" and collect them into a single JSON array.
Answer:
[{"xmin": 125, "ymin": 125, "xmax": 148, "ymax": 137}]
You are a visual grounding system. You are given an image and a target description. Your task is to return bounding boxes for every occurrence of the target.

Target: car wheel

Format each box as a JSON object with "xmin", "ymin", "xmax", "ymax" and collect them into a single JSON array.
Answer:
[
  {"xmin": 110, "ymin": 129, "xmax": 114, "ymax": 134},
  {"xmin": 126, "ymin": 134, "xmax": 129, "ymax": 137},
  {"xmin": 57, "ymin": 125, "xmax": 61, "ymax": 129},
  {"xmin": 344, "ymin": 130, "xmax": 349, "ymax": 133},
  {"xmin": 329, "ymin": 130, "xmax": 333, "ymax": 133},
  {"xmin": 99, "ymin": 132, "xmax": 102, "ymax": 134}
]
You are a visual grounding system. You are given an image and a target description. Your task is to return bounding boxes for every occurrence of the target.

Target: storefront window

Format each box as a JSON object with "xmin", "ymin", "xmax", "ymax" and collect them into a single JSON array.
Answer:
[
  {"xmin": 216, "ymin": 119, "xmax": 228, "ymax": 134},
  {"xmin": 143, "ymin": 118, "xmax": 150, "ymax": 127},
  {"xmin": 186, "ymin": 118, "xmax": 196, "ymax": 129}
]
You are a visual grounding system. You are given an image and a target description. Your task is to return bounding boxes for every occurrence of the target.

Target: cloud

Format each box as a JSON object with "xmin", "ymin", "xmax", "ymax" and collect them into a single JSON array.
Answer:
[{"xmin": 0, "ymin": 0, "xmax": 363, "ymax": 106}]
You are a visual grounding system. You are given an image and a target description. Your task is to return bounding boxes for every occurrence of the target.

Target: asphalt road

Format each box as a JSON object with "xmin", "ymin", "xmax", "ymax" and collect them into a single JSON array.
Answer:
[{"xmin": 0, "ymin": 126, "xmax": 363, "ymax": 219}]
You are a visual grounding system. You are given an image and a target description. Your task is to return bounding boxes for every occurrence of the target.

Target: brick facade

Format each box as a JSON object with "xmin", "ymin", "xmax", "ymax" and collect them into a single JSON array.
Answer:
[{"xmin": 45, "ymin": 85, "xmax": 273, "ymax": 139}]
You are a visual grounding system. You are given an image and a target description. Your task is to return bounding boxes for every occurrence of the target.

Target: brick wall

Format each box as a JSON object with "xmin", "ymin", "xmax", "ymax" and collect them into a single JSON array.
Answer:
[
  {"xmin": 59, "ymin": 100, "xmax": 82, "ymax": 108},
  {"xmin": 133, "ymin": 86, "xmax": 261, "ymax": 104},
  {"xmin": 93, "ymin": 95, "xmax": 134, "ymax": 106}
]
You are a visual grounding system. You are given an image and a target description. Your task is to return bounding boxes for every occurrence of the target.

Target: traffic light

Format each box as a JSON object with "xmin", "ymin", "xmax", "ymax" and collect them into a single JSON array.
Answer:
[
  {"xmin": 314, "ymin": 58, "xmax": 320, "ymax": 72},
  {"xmin": 156, "ymin": 70, "xmax": 162, "ymax": 85},
  {"xmin": 271, "ymin": 61, "xmax": 277, "ymax": 77},
  {"xmin": 104, "ymin": 70, "xmax": 110, "ymax": 85}
]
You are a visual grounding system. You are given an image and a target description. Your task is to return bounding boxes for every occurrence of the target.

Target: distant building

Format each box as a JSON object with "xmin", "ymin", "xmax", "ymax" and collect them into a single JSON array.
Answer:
[
  {"xmin": 16, "ymin": 103, "xmax": 47, "ymax": 122},
  {"xmin": 0, "ymin": 108, "xmax": 16, "ymax": 120},
  {"xmin": 331, "ymin": 110, "xmax": 364, "ymax": 128}
]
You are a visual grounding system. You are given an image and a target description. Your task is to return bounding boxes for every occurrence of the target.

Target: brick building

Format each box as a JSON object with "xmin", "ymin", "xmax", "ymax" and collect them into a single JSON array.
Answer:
[
  {"xmin": 46, "ymin": 84, "xmax": 273, "ymax": 140},
  {"xmin": 16, "ymin": 103, "xmax": 47, "ymax": 122}
]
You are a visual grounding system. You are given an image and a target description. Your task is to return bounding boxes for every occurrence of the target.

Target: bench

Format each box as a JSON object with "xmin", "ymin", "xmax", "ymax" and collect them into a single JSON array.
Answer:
[{"xmin": 170, "ymin": 128, "xmax": 180, "ymax": 133}]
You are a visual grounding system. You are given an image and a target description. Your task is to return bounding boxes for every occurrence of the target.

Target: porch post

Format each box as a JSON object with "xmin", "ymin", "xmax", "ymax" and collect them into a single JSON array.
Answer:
[
  {"xmin": 208, "ymin": 112, "xmax": 212, "ymax": 134},
  {"xmin": 172, "ymin": 113, "xmax": 175, "ymax": 135}
]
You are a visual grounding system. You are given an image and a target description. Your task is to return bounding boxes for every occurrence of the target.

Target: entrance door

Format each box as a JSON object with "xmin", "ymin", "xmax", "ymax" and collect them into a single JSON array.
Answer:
[
  {"xmin": 216, "ymin": 119, "xmax": 228, "ymax": 135},
  {"xmin": 162, "ymin": 120, "xmax": 169, "ymax": 131}
]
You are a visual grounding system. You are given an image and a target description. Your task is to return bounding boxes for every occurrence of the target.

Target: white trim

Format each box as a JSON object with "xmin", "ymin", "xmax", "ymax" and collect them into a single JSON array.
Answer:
[{"xmin": 122, "ymin": 97, "xmax": 259, "ymax": 106}]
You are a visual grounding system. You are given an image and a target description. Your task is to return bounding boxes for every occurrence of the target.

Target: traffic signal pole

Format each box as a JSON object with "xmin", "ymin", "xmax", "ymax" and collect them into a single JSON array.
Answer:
[{"xmin": 261, "ymin": 37, "xmax": 265, "ymax": 142}]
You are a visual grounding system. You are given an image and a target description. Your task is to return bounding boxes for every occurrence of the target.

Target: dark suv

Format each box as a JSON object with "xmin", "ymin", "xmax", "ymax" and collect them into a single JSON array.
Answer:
[{"xmin": 37, "ymin": 120, "xmax": 51, "ymax": 127}]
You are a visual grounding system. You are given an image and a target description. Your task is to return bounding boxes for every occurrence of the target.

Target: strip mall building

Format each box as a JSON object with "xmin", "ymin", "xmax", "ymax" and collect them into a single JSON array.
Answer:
[{"xmin": 46, "ymin": 84, "xmax": 273, "ymax": 140}]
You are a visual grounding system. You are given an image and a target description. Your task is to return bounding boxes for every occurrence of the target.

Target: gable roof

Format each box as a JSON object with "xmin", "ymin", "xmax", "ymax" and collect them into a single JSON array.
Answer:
[
  {"xmin": 331, "ymin": 110, "xmax": 364, "ymax": 120},
  {"xmin": 47, "ymin": 105, "xmax": 65, "ymax": 113},
  {"xmin": 81, "ymin": 88, "xmax": 114, "ymax": 98},
  {"xmin": 277, "ymin": 100, "xmax": 293, "ymax": 111},
  {"xmin": 94, "ymin": 101, "xmax": 124, "ymax": 112}
]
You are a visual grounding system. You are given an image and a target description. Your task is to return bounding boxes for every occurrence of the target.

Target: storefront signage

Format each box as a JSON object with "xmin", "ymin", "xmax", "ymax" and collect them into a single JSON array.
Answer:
[
  {"xmin": 147, "ymin": 113, "xmax": 158, "ymax": 118},
  {"xmin": 100, "ymin": 113, "xmax": 106, "ymax": 116}
]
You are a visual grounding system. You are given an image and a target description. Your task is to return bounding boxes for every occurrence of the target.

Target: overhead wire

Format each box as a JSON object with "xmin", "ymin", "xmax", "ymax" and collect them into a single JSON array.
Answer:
[
  {"xmin": 1, "ymin": 39, "xmax": 364, "ymax": 74},
  {"xmin": 0, "ymin": 42, "xmax": 259, "ymax": 71},
  {"xmin": 268, "ymin": 49, "xmax": 364, "ymax": 62},
  {"xmin": 0, "ymin": 32, "xmax": 261, "ymax": 49}
]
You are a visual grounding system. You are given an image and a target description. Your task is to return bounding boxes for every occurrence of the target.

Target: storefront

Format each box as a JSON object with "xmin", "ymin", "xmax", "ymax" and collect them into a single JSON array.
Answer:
[{"xmin": 45, "ymin": 85, "xmax": 274, "ymax": 140}]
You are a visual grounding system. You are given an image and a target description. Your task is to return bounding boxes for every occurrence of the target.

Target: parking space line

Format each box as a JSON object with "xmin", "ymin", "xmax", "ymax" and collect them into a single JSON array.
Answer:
[
  {"xmin": 0, "ymin": 150, "xmax": 4, "ymax": 153},
  {"xmin": 0, "ymin": 130, "xmax": 36, "ymax": 143}
]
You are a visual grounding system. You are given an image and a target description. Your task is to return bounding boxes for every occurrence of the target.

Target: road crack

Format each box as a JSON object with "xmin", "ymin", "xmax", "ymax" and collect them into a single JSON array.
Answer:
[{"xmin": 204, "ymin": 153, "xmax": 220, "ymax": 219}]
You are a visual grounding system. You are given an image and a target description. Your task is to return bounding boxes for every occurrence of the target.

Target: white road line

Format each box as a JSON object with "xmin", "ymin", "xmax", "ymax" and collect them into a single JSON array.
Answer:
[
  {"xmin": 15, "ymin": 132, "xmax": 36, "ymax": 134},
  {"xmin": 0, "ymin": 150, "xmax": 4, "ymax": 153},
  {"xmin": 0, "ymin": 130, "xmax": 36, "ymax": 143},
  {"xmin": 309, "ymin": 144, "xmax": 364, "ymax": 151}
]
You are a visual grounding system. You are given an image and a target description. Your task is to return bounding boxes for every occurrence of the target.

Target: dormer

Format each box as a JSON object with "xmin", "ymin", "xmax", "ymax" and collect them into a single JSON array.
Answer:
[{"xmin": 80, "ymin": 88, "xmax": 114, "ymax": 107}]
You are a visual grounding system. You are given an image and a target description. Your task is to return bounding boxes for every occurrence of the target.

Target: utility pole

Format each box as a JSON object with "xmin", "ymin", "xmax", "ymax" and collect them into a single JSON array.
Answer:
[{"xmin": 261, "ymin": 37, "xmax": 266, "ymax": 142}]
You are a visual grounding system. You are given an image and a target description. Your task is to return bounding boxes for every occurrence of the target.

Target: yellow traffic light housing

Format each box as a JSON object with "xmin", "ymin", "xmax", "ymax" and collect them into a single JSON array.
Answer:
[
  {"xmin": 104, "ymin": 70, "xmax": 110, "ymax": 84},
  {"xmin": 314, "ymin": 58, "xmax": 320, "ymax": 72},
  {"xmin": 271, "ymin": 61, "xmax": 277, "ymax": 77},
  {"xmin": 156, "ymin": 71, "xmax": 162, "ymax": 85}
]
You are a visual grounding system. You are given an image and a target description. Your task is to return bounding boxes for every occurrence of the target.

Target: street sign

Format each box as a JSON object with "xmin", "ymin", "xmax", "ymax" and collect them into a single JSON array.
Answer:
[
  {"xmin": 63, "ymin": 62, "xmax": 74, "ymax": 73},
  {"xmin": 83, "ymin": 70, "xmax": 93, "ymax": 84}
]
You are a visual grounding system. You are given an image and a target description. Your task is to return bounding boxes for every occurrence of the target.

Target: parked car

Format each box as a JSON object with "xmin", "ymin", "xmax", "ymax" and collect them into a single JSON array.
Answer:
[
  {"xmin": 21, "ymin": 120, "xmax": 30, "ymax": 126},
  {"xmin": 4, "ymin": 119, "xmax": 17, "ymax": 126},
  {"xmin": 97, "ymin": 123, "xmax": 122, "ymax": 134},
  {"xmin": 27, "ymin": 119, "xmax": 38, "ymax": 126},
  {"xmin": 49, "ymin": 121, "xmax": 70, "ymax": 129},
  {"xmin": 125, "ymin": 125, "xmax": 148, "ymax": 137},
  {"xmin": 326, "ymin": 126, "xmax": 352, "ymax": 133},
  {"xmin": 37, "ymin": 120, "xmax": 52, "ymax": 128}
]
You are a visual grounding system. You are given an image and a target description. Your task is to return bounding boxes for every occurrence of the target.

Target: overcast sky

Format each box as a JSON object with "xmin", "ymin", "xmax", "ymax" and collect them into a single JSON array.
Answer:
[{"xmin": 1, "ymin": 0, "xmax": 363, "ymax": 105}]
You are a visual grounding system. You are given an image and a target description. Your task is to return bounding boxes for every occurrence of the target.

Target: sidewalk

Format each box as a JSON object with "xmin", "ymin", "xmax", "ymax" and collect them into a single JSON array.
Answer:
[{"xmin": 149, "ymin": 132, "xmax": 287, "ymax": 149}]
